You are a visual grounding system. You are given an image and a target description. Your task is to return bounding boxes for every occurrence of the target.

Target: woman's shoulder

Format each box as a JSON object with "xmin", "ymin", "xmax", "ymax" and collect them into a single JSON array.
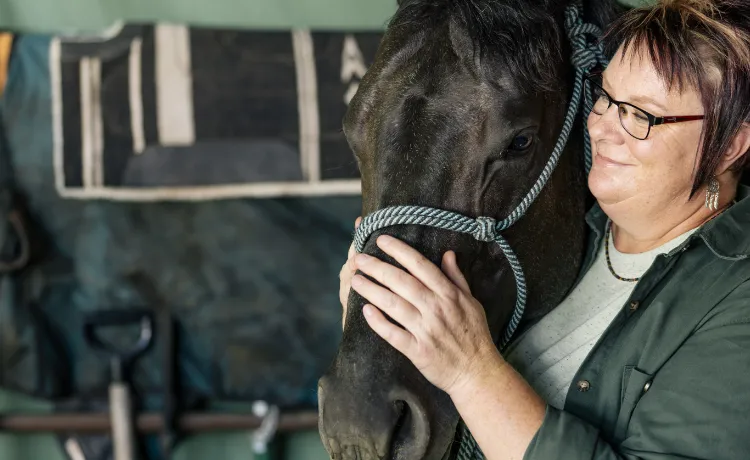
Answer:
[
  {"xmin": 662, "ymin": 231, "xmax": 750, "ymax": 335},
  {"xmin": 695, "ymin": 275, "xmax": 750, "ymax": 332}
]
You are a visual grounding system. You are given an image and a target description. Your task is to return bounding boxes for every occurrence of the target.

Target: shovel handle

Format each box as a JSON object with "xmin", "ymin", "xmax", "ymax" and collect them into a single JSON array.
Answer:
[
  {"xmin": 83, "ymin": 310, "xmax": 154, "ymax": 363},
  {"xmin": 110, "ymin": 382, "xmax": 138, "ymax": 460}
]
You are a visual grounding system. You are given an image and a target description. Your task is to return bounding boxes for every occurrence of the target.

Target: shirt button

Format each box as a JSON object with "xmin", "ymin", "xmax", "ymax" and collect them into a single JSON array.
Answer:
[
  {"xmin": 577, "ymin": 380, "xmax": 591, "ymax": 392},
  {"xmin": 643, "ymin": 381, "xmax": 652, "ymax": 393},
  {"xmin": 629, "ymin": 301, "xmax": 640, "ymax": 311}
]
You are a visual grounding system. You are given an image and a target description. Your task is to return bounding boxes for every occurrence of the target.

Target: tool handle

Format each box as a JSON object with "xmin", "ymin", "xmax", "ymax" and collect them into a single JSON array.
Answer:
[{"xmin": 110, "ymin": 382, "xmax": 138, "ymax": 460}]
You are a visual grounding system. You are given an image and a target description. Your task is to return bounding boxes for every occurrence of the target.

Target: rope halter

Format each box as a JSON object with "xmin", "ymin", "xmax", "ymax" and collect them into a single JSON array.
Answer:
[{"xmin": 352, "ymin": 3, "xmax": 609, "ymax": 351}]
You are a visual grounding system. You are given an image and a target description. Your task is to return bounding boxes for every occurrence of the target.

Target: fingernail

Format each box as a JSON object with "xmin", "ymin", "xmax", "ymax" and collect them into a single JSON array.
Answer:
[
  {"xmin": 351, "ymin": 275, "xmax": 364, "ymax": 287},
  {"xmin": 363, "ymin": 305, "xmax": 373, "ymax": 317},
  {"xmin": 356, "ymin": 254, "xmax": 371, "ymax": 264}
]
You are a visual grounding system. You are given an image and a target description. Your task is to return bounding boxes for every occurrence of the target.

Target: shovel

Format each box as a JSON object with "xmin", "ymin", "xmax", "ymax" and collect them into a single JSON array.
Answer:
[{"xmin": 84, "ymin": 309, "xmax": 154, "ymax": 460}]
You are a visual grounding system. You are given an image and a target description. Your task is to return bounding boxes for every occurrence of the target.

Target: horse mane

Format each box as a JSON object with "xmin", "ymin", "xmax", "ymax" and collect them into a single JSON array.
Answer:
[{"xmin": 388, "ymin": 0, "xmax": 624, "ymax": 93}]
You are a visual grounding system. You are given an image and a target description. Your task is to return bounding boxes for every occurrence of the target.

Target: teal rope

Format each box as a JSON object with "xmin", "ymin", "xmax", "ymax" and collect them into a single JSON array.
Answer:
[{"xmin": 352, "ymin": 4, "xmax": 609, "ymax": 457}]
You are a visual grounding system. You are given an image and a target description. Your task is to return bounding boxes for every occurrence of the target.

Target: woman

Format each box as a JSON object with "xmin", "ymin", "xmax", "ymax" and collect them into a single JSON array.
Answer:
[{"xmin": 339, "ymin": 0, "xmax": 750, "ymax": 458}]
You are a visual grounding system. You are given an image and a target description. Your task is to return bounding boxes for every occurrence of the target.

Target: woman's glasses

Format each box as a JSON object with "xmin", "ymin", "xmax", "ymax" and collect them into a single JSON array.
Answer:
[{"xmin": 583, "ymin": 74, "xmax": 705, "ymax": 140}]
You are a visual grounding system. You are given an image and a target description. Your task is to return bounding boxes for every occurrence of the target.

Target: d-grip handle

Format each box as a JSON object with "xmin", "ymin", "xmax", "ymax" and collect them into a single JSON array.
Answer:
[{"xmin": 83, "ymin": 309, "xmax": 154, "ymax": 378}]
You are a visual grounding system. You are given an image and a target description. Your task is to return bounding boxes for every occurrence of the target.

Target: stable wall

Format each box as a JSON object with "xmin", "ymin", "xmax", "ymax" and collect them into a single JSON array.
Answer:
[{"xmin": 0, "ymin": 0, "xmax": 654, "ymax": 34}]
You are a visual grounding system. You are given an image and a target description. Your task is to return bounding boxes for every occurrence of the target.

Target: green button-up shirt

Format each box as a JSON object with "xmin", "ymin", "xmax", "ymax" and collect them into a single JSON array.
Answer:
[{"xmin": 523, "ymin": 185, "xmax": 750, "ymax": 460}]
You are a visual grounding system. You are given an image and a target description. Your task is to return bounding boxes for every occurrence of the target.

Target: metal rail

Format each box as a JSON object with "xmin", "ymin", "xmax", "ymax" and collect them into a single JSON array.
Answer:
[{"xmin": 0, "ymin": 411, "xmax": 319, "ymax": 434}]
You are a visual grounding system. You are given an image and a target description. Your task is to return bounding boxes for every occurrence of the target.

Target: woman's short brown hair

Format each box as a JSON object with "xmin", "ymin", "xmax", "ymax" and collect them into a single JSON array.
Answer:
[{"xmin": 602, "ymin": 0, "xmax": 750, "ymax": 195}]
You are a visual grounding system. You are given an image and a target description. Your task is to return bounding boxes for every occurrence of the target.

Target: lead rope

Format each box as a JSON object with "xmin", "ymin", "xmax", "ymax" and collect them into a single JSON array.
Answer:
[
  {"xmin": 351, "ymin": 4, "xmax": 608, "ymax": 458},
  {"xmin": 456, "ymin": 5, "xmax": 607, "ymax": 459}
]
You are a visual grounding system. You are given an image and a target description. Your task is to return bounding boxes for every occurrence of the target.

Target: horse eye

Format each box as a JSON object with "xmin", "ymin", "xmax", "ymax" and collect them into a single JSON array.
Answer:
[{"xmin": 509, "ymin": 134, "xmax": 534, "ymax": 151}]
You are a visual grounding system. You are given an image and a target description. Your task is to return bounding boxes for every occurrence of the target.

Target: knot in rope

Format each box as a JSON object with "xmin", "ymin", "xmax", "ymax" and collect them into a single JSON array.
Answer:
[
  {"xmin": 565, "ymin": 5, "xmax": 607, "ymax": 74},
  {"xmin": 565, "ymin": 3, "xmax": 609, "ymax": 173},
  {"xmin": 471, "ymin": 217, "xmax": 497, "ymax": 242}
]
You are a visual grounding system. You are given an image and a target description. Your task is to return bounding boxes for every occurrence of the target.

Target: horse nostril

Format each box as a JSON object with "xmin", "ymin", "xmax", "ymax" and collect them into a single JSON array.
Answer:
[
  {"xmin": 319, "ymin": 373, "xmax": 432, "ymax": 460},
  {"xmin": 389, "ymin": 392, "xmax": 430, "ymax": 459},
  {"xmin": 390, "ymin": 400, "xmax": 410, "ymax": 453}
]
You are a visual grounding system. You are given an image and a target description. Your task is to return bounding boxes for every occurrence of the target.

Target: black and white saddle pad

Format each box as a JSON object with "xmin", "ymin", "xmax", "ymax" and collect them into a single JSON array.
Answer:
[{"xmin": 50, "ymin": 24, "xmax": 382, "ymax": 201}]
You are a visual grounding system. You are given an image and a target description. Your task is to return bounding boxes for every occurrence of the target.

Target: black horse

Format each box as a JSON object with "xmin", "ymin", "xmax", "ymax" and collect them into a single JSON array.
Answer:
[{"xmin": 318, "ymin": 0, "xmax": 623, "ymax": 459}]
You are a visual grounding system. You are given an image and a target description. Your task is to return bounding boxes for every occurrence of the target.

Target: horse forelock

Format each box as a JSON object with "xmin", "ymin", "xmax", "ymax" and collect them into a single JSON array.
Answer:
[{"xmin": 386, "ymin": 0, "xmax": 567, "ymax": 95}]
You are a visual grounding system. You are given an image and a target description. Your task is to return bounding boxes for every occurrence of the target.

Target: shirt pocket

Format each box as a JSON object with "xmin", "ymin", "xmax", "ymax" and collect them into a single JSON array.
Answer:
[{"xmin": 614, "ymin": 365, "xmax": 653, "ymax": 442}]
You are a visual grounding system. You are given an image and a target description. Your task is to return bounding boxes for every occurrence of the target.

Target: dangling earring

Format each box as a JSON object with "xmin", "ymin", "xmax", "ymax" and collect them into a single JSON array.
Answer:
[{"xmin": 705, "ymin": 176, "xmax": 720, "ymax": 211}]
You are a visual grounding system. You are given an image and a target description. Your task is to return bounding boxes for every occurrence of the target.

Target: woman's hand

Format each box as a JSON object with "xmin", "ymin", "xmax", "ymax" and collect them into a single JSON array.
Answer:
[
  {"xmin": 351, "ymin": 234, "xmax": 500, "ymax": 397},
  {"xmin": 339, "ymin": 217, "xmax": 361, "ymax": 330}
]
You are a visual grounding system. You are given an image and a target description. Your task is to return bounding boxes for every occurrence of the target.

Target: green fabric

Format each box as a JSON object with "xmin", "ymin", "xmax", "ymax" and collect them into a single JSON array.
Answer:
[
  {"xmin": 0, "ymin": 390, "xmax": 63, "ymax": 460},
  {"xmin": 283, "ymin": 431, "xmax": 331, "ymax": 460},
  {"xmin": 0, "ymin": 0, "xmax": 652, "ymax": 35},
  {"xmin": 619, "ymin": 0, "xmax": 657, "ymax": 7},
  {"xmin": 0, "ymin": 0, "xmax": 397, "ymax": 34},
  {"xmin": 522, "ymin": 185, "xmax": 750, "ymax": 460}
]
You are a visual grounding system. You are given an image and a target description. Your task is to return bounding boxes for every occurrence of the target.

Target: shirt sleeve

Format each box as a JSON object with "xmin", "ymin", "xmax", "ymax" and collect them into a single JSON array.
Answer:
[{"xmin": 523, "ymin": 288, "xmax": 750, "ymax": 460}]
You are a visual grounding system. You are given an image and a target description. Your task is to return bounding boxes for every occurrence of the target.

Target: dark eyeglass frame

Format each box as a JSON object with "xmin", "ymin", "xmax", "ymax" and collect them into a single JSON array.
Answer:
[{"xmin": 583, "ymin": 73, "xmax": 705, "ymax": 140}]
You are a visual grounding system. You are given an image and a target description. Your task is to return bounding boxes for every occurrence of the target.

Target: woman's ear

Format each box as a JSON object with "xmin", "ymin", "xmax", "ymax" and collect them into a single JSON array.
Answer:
[{"xmin": 717, "ymin": 123, "xmax": 750, "ymax": 176}]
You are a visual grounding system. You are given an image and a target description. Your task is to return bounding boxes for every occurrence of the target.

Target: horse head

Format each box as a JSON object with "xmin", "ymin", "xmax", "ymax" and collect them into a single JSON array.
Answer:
[{"xmin": 318, "ymin": 1, "xmax": 622, "ymax": 459}]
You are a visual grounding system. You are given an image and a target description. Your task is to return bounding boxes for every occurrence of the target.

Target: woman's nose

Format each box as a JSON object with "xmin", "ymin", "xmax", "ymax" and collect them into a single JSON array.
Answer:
[{"xmin": 587, "ymin": 104, "xmax": 623, "ymax": 140}]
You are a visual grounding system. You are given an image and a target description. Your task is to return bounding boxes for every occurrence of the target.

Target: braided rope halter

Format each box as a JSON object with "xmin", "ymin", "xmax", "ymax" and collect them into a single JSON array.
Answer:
[{"xmin": 354, "ymin": 4, "xmax": 608, "ymax": 356}]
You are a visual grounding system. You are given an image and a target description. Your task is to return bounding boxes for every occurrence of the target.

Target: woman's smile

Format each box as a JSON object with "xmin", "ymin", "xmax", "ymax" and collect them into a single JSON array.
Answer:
[{"xmin": 593, "ymin": 151, "xmax": 633, "ymax": 168}]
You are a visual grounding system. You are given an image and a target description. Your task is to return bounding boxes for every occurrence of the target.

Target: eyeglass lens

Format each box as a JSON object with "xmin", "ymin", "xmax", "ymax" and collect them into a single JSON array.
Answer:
[{"xmin": 585, "ymin": 76, "xmax": 651, "ymax": 140}]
